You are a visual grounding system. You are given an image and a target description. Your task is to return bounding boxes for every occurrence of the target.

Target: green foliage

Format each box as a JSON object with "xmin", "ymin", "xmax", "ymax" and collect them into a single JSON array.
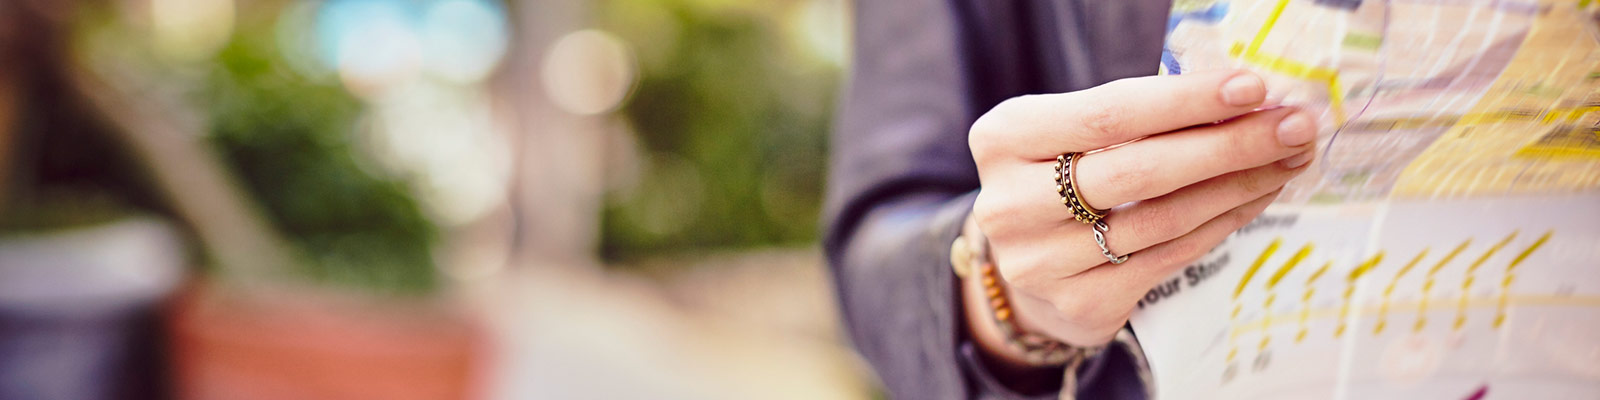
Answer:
[
  {"xmin": 599, "ymin": 0, "xmax": 839, "ymax": 262},
  {"xmin": 204, "ymin": 29, "xmax": 439, "ymax": 295}
]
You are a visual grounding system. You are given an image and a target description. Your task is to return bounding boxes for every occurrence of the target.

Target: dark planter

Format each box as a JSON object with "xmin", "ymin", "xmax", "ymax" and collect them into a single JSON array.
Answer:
[{"xmin": 0, "ymin": 218, "xmax": 185, "ymax": 400}]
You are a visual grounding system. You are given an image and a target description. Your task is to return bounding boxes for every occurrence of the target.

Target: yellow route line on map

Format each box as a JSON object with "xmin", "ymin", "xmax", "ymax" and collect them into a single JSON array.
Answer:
[
  {"xmin": 1246, "ymin": 0, "xmax": 1292, "ymax": 55},
  {"xmin": 1228, "ymin": 238, "xmax": 1282, "ymax": 362},
  {"xmin": 1235, "ymin": 239, "xmax": 1282, "ymax": 301},
  {"xmin": 1416, "ymin": 239, "xmax": 1473, "ymax": 332},
  {"xmin": 1355, "ymin": 105, "xmax": 1600, "ymax": 132},
  {"xmin": 1335, "ymin": 253, "xmax": 1385, "ymax": 337},
  {"xmin": 1495, "ymin": 231, "xmax": 1554, "ymax": 328},
  {"xmin": 1232, "ymin": 294, "xmax": 1600, "ymax": 336},
  {"xmin": 1374, "ymin": 249, "xmax": 1429, "ymax": 335},
  {"xmin": 1454, "ymin": 232, "xmax": 1518, "ymax": 330},
  {"xmin": 1258, "ymin": 244, "xmax": 1313, "ymax": 350},
  {"xmin": 1229, "ymin": 0, "xmax": 1347, "ymax": 124},
  {"xmin": 1296, "ymin": 261, "xmax": 1332, "ymax": 343}
]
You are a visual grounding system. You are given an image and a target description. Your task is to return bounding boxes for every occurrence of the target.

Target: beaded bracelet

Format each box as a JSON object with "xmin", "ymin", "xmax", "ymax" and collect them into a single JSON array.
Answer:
[{"xmin": 952, "ymin": 230, "xmax": 1099, "ymax": 367}]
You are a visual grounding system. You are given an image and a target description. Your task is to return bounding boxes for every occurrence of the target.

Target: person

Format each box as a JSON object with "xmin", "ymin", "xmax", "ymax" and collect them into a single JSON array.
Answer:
[{"xmin": 823, "ymin": 1, "xmax": 1318, "ymax": 398}]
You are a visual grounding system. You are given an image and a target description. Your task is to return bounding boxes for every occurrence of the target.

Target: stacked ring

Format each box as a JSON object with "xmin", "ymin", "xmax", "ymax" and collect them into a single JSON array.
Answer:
[{"xmin": 1054, "ymin": 153, "xmax": 1106, "ymax": 225}]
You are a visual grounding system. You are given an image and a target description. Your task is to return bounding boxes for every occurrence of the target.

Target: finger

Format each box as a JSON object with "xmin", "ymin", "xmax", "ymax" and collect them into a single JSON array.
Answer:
[
  {"xmin": 969, "ymin": 69, "xmax": 1267, "ymax": 161},
  {"xmin": 1010, "ymin": 190, "xmax": 1279, "ymax": 345},
  {"xmin": 1063, "ymin": 189, "xmax": 1280, "ymax": 313},
  {"xmin": 1069, "ymin": 159, "xmax": 1308, "ymax": 272},
  {"xmin": 1073, "ymin": 107, "xmax": 1316, "ymax": 210},
  {"xmin": 993, "ymin": 157, "xmax": 1307, "ymax": 278}
]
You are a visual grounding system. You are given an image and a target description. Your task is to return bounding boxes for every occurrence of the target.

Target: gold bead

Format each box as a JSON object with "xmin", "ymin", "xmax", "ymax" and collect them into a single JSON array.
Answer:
[
  {"xmin": 982, "ymin": 276, "xmax": 995, "ymax": 287},
  {"xmin": 950, "ymin": 238, "xmax": 972, "ymax": 277},
  {"xmin": 986, "ymin": 286, "xmax": 1001, "ymax": 299},
  {"xmin": 996, "ymin": 307, "xmax": 1012, "ymax": 320},
  {"xmin": 990, "ymin": 297, "xmax": 1006, "ymax": 309},
  {"xmin": 979, "ymin": 263, "xmax": 994, "ymax": 275}
]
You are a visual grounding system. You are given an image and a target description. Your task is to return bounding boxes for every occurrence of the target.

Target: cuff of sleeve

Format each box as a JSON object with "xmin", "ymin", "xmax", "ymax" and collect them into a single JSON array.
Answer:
[
  {"xmin": 957, "ymin": 341, "xmax": 1064, "ymax": 400},
  {"xmin": 956, "ymin": 337, "xmax": 1135, "ymax": 400}
]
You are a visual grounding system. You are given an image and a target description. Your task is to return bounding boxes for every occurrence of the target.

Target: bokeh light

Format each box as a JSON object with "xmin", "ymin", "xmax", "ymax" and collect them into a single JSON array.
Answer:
[
  {"xmin": 364, "ymin": 81, "xmax": 512, "ymax": 226},
  {"xmin": 792, "ymin": 0, "xmax": 848, "ymax": 68},
  {"xmin": 151, "ymin": 0, "xmax": 235, "ymax": 61},
  {"xmin": 541, "ymin": 29, "xmax": 638, "ymax": 116},
  {"xmin": 421, "ymin": 0, "xmax": 509, "ymax": 84},
  {"xmin": 311, "ymin": 0, "xmax": 509, "ymax": 96},
  {"xmin": 318, "ymin": 0, "xmax": 423, "ymax": 96}
]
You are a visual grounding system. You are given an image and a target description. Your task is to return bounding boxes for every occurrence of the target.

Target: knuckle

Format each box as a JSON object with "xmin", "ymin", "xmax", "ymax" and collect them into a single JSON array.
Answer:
[
  {"xmin": 968, "ymin": 116, "xmax": 1000, "ymax": 161},
  {"xmin": 1228, "ymin": 204, "xmax": 1263, "ymax": 228},
  {"xmin": 969, "ymin": 96, "xmax": 1030, "ymax": 161},
  {"xmin": 1078, "ymin": 101, "xmax": 1127, "ymax": 142},
  {"xmin": 1130, "ymin": 203, "xmax": 1186, "ymax": 241},
  {"xmin": 1156, "ymin": 240, "xmax": 1209, "ymax": 267},
  {"xmin": 1233, "ymin": 169, "xmax": 1272, "ymax": 195},
  {"xmin": 1224, "ymin": 118, "xmax": 1262, "ymax": 148},
  {"xmin": 971, "ymin": 192, "xmax": 1003, "ymax": 230},
  {"xmin": 1223, "ymin": 111, "xmax": 1282, "ymax": 156}
]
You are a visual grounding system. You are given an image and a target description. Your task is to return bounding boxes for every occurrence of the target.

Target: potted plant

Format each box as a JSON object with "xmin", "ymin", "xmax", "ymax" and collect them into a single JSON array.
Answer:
[
  {"xmin": 0, "ymin": 3, "xmax": 182, "ymax": 399},
  {"xmin": 3, "ymin": 1, "xmax": 490, "ymax": 398}
]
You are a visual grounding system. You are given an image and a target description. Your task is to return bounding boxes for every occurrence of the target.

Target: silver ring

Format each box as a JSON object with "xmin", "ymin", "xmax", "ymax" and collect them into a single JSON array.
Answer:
[{"xmin": 1092, "ymin": 221, "xmax": 1130, "ymax": 264}]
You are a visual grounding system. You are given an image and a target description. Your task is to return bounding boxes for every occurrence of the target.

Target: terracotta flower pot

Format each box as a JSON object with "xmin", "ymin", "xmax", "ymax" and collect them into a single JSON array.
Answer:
[{"xmin": 167, "ymin": 284, "xmax": 487, "ymax": 400}]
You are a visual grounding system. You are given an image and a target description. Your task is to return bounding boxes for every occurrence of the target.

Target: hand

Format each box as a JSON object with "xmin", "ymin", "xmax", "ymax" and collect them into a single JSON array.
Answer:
[{"xmin": 964, "ymin": 70, "xmax": 1316, "ymax": 357}]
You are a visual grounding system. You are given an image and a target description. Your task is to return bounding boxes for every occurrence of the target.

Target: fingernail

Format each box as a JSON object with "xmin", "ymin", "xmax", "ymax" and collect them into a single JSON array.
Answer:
[
  {"xmin": 1221, "ymin": 73, "xmax": 1265, "ymax": 106},
  {"xmin": 1280, "ymin": 150, "xmax": 1314, "ymax": 169},
  {"xmin": 1276, "ymin": 113, "xmax": 1315, "ymax": 147}
]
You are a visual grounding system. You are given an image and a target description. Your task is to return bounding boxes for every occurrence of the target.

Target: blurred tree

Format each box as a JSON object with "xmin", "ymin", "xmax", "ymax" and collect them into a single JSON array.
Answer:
[
  {"xmin": 202, "ymin": 25, "xmax": 440, "ymax": 294},
  {"xmin": 598, "ymin": 0, "xmax": 840, "ymax": 262}
]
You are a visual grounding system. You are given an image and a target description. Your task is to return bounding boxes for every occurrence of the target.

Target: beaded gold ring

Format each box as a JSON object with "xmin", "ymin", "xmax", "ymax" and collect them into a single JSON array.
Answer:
[{"xmin": 1055, "ymin": 153, "xmax": 1106, "ymax": 225}]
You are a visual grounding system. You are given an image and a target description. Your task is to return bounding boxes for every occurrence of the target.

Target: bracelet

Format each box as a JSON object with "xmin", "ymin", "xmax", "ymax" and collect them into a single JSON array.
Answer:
[{"xmin": 952, "ymin": 228, "xmax": 1101, "ymax": 367}]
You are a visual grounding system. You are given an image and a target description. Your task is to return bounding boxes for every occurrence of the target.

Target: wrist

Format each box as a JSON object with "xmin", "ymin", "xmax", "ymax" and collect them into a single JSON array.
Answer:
[{"xmin": 953, "ymin": 214, "xmax": 1101, "ymax": 369}]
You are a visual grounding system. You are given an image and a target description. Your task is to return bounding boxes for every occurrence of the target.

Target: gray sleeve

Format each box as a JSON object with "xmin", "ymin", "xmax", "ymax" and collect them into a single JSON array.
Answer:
[
  {"xmin": 822, "ymin": 0, "xmax": 1151, "ymax": 398},
  {"xmin": 818, "ymin": 0, "xmax": 993, "ymax": 396}
]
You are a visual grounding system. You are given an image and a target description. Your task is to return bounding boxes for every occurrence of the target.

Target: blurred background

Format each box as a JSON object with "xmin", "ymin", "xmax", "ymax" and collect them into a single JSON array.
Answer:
[{"xmin": 0, "ymin": 0, "xmax": 869, "ymax": 399}]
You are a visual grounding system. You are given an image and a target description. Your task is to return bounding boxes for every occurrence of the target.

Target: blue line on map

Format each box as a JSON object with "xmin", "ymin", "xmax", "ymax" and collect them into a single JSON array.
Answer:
[{"xmin": 1163, "ymin": 2, "xmax": 1230, "ymax": 75}]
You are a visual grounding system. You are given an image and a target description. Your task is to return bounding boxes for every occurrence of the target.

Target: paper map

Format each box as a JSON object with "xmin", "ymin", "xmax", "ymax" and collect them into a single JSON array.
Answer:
[{"xmin": 1133, "ymin": 1, "xmax": 1600, "ymax": 398}]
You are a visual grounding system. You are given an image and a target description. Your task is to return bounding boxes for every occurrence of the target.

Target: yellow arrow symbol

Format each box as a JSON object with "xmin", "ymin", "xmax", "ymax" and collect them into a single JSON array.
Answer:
[
  {"xmin": 1374, "ymin": 249, "xmax": 1429, "ymax": 335},
  {"xmin": 1296, "ymin": 261, "xmax": 1332, "ymax": 343},
  {"xmin": 1416, "ymin": 239, "xmax": 1473, "ymax": 332},
  {"xmin": 1228, "ymin": 238, "xmax": 1282, "ymax": 363},
  {"xmin": 1335, "ymin": 252, "xmax": 1385, "ymax": 338},
  {"xmin": 1455, "ymin": 232, "xmax": 1518, "ymax": 330},
  {"xmin": 1494, "ymin": 230, "xmax": 1553, "ymax": 328},
  {"xmin": 1259, "ymin": 244, "xmax": 1313, "ymax": 350}
]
